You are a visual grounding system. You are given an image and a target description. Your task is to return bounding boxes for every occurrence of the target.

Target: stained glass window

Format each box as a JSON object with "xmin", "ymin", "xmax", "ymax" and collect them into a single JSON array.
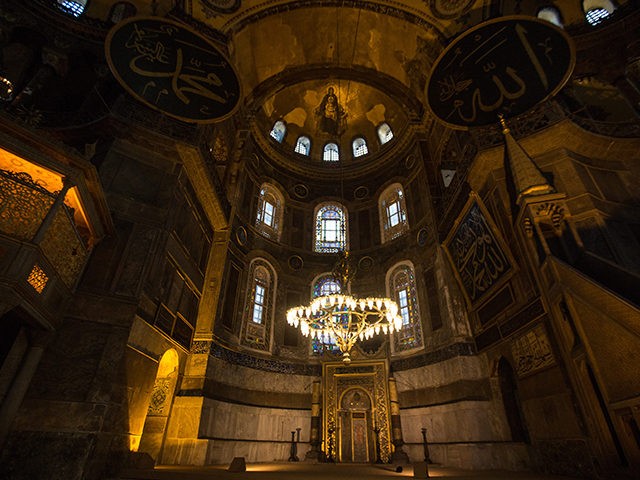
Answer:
[
  {"xmin": 323, "ymin": 143, "xmax": 339, "ymax": 162},
  {"xmin": 388, "ymin": 262, "xmax": 423, "ymax": 353},
  {"xmin": 314, "ymin": 203, "xmax": 347, "ymax": 253},
  {"xmin": 583, "ymin": 0, "xmax": 614, "ymax": 26},
  {"xmin": 377, "ymin": 123, "xmax": 393, "ymax": 144},
  {"xmin": 241, "ymin": 261, "xmax": 275, "ymax": 352},
  {"xmin": 270, "ymin": 120, "xmax": 286, "ymax": 142},
  {"xmin": 380, "ymin": 184, "xmax": 409, "ymax": 243},
  {"xmin": 57, "ymin": 0, "xmax": 86, "ymax": 16},
  {"xmin": 256, "ymin": 184, "xmax": 284, "ymax": 241},
  {"xmin": 311, "ymin": 274, "xmax": 342, "ymax": 354},
  {"xmin": 252, "ymin": 284, "xmax": 265, "ymax": 324},
  {"xmin": 295, "ymin": 136, "xmax": 311, "ymax": 155},
  {"xmin": 352, "ymin": 137, "xmax": 368, "ymax": 157}
]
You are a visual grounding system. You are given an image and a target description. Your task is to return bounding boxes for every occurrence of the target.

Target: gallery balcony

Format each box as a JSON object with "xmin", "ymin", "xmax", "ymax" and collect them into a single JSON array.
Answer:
[{"xmin": 0, "ymin": 127, "xmax": 111, "ymax": 330}]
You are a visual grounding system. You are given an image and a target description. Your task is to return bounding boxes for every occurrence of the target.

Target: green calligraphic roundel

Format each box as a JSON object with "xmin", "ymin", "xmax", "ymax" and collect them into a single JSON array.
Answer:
[
  {"xmin": 106, "ymin": 16, "xmax": 241, "ymax": 123},
  {"xmin": 426, "ymin": 16, "xmax": 575, "ymax": 129}
]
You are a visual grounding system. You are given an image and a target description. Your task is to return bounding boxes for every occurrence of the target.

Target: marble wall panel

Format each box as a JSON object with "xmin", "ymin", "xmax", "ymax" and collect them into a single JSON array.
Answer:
[
  {"xmin": 199, "ymin": 398, "xmax": 311, "ymax": 443},
  {"xmin": 405, "ymin": 442, "xmax": 531, "ymax": 470},
  {"xmin": 393, "ymin": 355, "xmax": 487, "ymax": 393},
  {"xmin": 206, "ymin": 355, "xmax": 314, "ymax": 395},
  {"xmin": 400, "ymin": 401, "xmax": 510, "ymax": 444}
]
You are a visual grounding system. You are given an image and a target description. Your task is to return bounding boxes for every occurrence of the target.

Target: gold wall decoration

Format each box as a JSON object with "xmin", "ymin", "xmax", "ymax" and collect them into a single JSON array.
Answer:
[
  {"xmin": 443, "ymin": 192, "xmax": 515, "ymax": 306},
  {"xmin": 27, "ymin": 264, "xmax": 48, "ymax": 294},
  {"xmin": 511, "ymin": 324, "xmax": 555, "ymax": 377},
  {"xmin": 41, "ymin": 205, "xmax": 88, "ymax": 288},
  {"xmin": 323, "ymin": 361, "xmax": 391, "ymax": 463},
  {"xmin": 0, "ymin": 169, "xmax": 54, "ymax": 241}
]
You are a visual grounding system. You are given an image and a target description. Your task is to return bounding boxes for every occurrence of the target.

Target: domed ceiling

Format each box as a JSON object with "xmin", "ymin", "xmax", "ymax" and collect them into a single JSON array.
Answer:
[{"xmin": 255, "ymin": 78, "xmax": 411, "ymax": 160}]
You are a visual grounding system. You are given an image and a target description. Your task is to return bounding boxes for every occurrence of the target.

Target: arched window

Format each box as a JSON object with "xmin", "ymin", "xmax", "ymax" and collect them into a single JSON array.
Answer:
[
  {"xmin": 57, "ymin": 0, "xmax": 87, "ymax": 16},
  {"xmin": 537, "ymin": 6, "xmax": 563, "ymax": 27},
  {"xmin": 311, "ymin": 274, "xmax": 342, "ymax": 354},
  {"xmin": 295, "ymin": 136, "xmax": 311, "ymax": 156},
  {"xmin": 255, "ymin": 183, "xmax": 284, "ymax": 241},
  {"xmin": 314, "ymin": 203, "xmax": 347, "ymax": 253},
  {"xmin": 352, "ymin": 137, "xmax": 368, "ymax": 157},
  {"xmin": 387, "ymin": 262, "xmax": 423, "ymax": 353},
  {"xmin": 314, "ymin": 274, "xmax": 342, "ymax": 297},
  {"xmin": 377, "ymin": 123, "xmax": 394, "ymax": 144},
  {"xmin": 583, "ymin": 0, "xmax": 614, "ymax": 25},
  {"xmin": 270, "ymin": 120, "xmax": 286, "ymax": 143},
  {"xmin": 109, "ymin": 2, "xmax": 137, "ymax": 23},
  {"xmin": 323, "ymin": 143, "xmax": 339, "ymax": 162},
  {"xmin": 379, "ymin": 183, "xmax": 409, "ymax": 243},
  {"xmin": 241, "ymin": 260, "xmax": 275, "ymax": 352}
]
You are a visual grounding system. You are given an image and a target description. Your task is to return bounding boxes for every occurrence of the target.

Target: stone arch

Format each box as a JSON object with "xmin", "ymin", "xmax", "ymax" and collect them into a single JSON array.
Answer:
[
  {"xmin": 138, "ymin": 349, "xmax": 180, "ymax": 462},
  {"xmin": 498, "ymin": 357, "xmax": 529, "ymax": 443}
]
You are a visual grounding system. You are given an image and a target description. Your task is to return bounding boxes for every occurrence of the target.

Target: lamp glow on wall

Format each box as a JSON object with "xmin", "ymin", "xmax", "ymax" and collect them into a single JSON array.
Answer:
[{"xmin": 286, "ymin": 252, "xmax": 402, "ymax": 364}]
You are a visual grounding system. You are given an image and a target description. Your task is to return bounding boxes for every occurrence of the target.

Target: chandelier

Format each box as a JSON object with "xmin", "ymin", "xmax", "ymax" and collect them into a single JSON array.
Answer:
[{"xmin": 286, "ymin": 251, "xmax": 402, "ymax": 363}]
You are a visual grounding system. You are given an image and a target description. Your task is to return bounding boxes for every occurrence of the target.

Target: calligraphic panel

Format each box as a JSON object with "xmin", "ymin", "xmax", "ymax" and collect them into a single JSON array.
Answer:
[
  {"xmin": 511, "ymin": 324, "xmax": 555, "ymax": 377},
  {"xmin": 443, "ymin": 193, "xmax": 514, "ymax": 306},
  {"xmin": 106, "ymin": 17, "xmax": 241, "ymax": 123},
  {"xmin": 426, "ymin": 16, "xmax": 574, "ymax": 129}
]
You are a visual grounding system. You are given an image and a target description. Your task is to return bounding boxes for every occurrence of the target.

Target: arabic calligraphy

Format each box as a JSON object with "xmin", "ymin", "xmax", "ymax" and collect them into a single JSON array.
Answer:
[
  {"xmin": 426, "ymin": 16, "xmax": 574, "ymax": 128},
  {"xmin": 511, "ymin": 324, "xmax": 555, "ymax": 377},
  {"xmin": 448, "ymin": 201, "xmax": 511, "ymax": 303},
  {"xmin": 106, "ymin": 17, "xmax": 241, "ymax": 123}
]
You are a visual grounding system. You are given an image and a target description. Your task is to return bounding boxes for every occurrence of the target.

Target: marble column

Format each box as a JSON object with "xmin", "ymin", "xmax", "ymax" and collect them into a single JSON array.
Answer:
[
  {"xmin": 304, "ymin": 379, "xmax": 324, "ymax": 461},
  {"xmin": 0, "ymin": 329, "xmax": 51, "ymax": 449},
  {"xmin": 32, "ymin": 176, "xmax": 73, "ymax": 245},
  {"xmin": 389, "ymin": 376, "xmax": 409, "ymax": 464}
]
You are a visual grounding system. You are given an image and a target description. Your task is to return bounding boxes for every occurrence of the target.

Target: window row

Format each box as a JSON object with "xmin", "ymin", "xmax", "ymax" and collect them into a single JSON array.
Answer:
[
  {"xmin": 270, "ymin": 121, "xmax": 393, "ymax": 160},
  {"xmin": 255, "ymin": 183, "xmax": 409, "ymax": 247},
  {"xmin": 54, "ymin": 1, "xmax": 137, "ymax": 21},
  {"xmin": 536, "ymin": 1, "xmax": 616, "ymax": 27},
  {"xmin": 241, "ymin": 259, "xmax": 424, "ymax": 354}
]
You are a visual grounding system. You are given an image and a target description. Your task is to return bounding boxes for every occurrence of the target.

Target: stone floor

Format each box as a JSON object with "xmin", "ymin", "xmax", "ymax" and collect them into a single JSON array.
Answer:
[{"xmin": 116, "ymin": 463, "xmax": 584, "ymax": 480}]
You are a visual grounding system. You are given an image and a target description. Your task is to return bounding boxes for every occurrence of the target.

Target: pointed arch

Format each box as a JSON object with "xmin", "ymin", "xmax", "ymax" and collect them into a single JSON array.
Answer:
[{"xmin": 386, "ymin": 261, "xmax": 423, "ymax": 353}]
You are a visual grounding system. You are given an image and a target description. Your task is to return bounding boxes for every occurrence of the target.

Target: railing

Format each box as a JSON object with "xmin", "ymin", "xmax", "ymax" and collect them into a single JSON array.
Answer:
[
  {"xmin": 0, "ymin": 170, "xmax": 55, "ymax": 240},
  {"xmin": 0, "ymin": 168, "xmax": 88, "ymax": 288}
]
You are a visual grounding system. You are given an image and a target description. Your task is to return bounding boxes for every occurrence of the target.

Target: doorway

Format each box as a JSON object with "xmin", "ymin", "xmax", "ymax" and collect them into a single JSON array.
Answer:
[{"xmin": 338, "ymin": 388, "xmax": 374, "ymax": 463}]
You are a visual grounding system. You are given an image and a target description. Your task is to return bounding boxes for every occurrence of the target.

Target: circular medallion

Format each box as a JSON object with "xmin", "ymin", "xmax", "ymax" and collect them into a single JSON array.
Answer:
[
  {"xmin": 105, "ymin": 16, "xmax": 241, "ymax": 123},
  {"xmin": 429, "ymin": 0, "xmax": 475, "ymax": 19},
  {"xmin": 358, "ymin": 256, "xmax": 374, "ymax": 271},
  {"xmin": 426, "ymin": 16, "xmax": 575, "ymax": 129},
  {"xmin": 353, "ymin": 186, "xmax": 369, "ymax": 200},
  {"xmin": 404, "ymin": 154, "xmax": 416, "ymax": 170},
  {"xmin": 288, "ymin": 255, "xmax": 303, "ymax": 271},
  {"xmin": 202, "ymin": 0, "xmax": 241, "ymax": 14},
  {"xmin": 293, "ymin": 183, "xmax": 309, "ymax": 199},
  {"xmin": 235, "ymin": 226, "xmax": 248, "ymax": 246},
  {"xmin": 251, "ymin": 153, "xmax": 260, "ymax": 170},
  {"xmin": 417, "ymin": 227, "xmax": 429, "ymax": 247}
]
